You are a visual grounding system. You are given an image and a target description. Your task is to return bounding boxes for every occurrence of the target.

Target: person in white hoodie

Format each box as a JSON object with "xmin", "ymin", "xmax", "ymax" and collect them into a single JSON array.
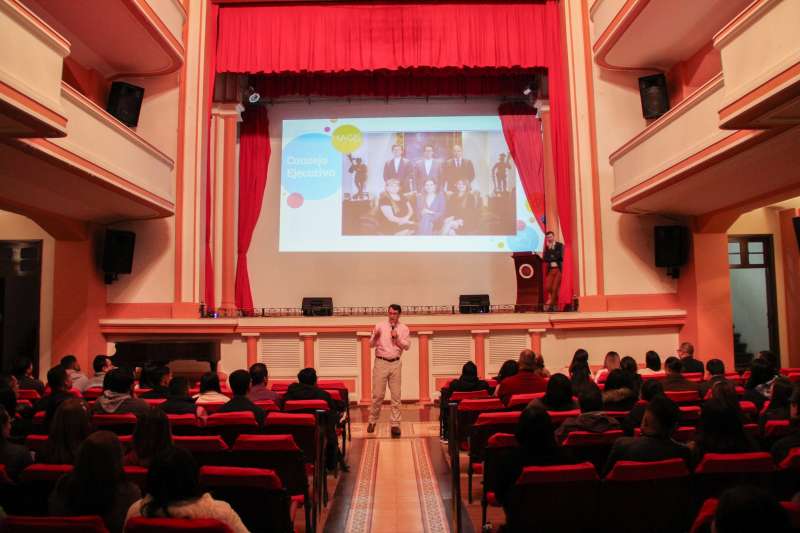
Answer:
[
  {"xmin": 193, "ymin": 372, "xmax": 230, "ymax": 404},
  {"xmin": 61, "ymin": 355, "xmax": 90, "ymax": 392}
]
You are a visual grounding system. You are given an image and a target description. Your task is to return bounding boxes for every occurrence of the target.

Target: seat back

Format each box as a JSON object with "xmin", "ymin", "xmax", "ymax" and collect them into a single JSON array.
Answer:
[
  {"xmin": 506, "ymin": 393, "xmax": 544, "ymax": 410},
  {"xmin": 229, "ymin": 435, "xmax": 309, "ymax": 499},
  {"xmin": 282, "ymin": 400, "xmax": 330, "ymax": 413},
  {"xmin": 664, "ymin": 390, "xmax": 702, "ymax": 404},
  {"xmin": 481, "ymin": 433, "xmax": 520, "ymax": 505},
  {"xmin": 689, "ymin": 498, "xmax": 800, "ymax": 533},
  {"xmin": 24, "ymin": 434, "xmax": 48, "ymax": 456},
  {"xmin": 124, "ymin": 517, "xmax": 232, "ymax": 533},
  {"xmin": 198, "ymin": 402, "xmax": 226, "ymax": 414},
  {"xmin": 166, "ymin": 414, "xmax": 202, "ymax": 436},
  {"xmin": 199, "ymin": 466, "xmax": 292, "ymax": 533},
  {"xmin": 4, "ymin": 515, "xmax": 109, "ymax": 533},
  {"xmin": 82, "ymin": 387, "xmax": 103, "ymax": 400},
  {"xmin": 562, "ymin": 430, "xmax": 624, "ymax": 471},
  {"xmin": 173, "ymin": 436, "xmax": 230, "ymax": 466},
  {"xmin": 203, "ymin": 411, "xmax": 260, "ymax": 446},
  {"xmin": 17, "ymin": 389, "xmax": 41, "ymax": 400},
  {"xmin": 19, "ymin": 464, "xmax": 72, "ymax": 514},
  {"xmin": 679, "ymin": 405, "xmax": 701, "ymax": 424},
  {"xmin": 468, "ymin": 411, "xmax": 520, "ymax": 463},
  {"xmin": 262, "ymin": 412, "xmax": 319, "ymax": 464},
  {"xmin": 764, "ymin": 420, "xmax": 792, "ymax": 439},
  {"xmin": 693, "ymin": 452, "xmax": 776, "ymax": 508},
  {"xmin": 454, "ymin": 398, "xmax": 505, "ymax": 445},
  {"xmin": 547, "ymin": 409, "xmax": 581, "ymax": 426},
  {"xmin": 91, "ymin": 413, "xmax": 138, "ymax": 435},
  {"xmin": 776, "ymin": 447, "xmax": 800, "ymax": 500},
  {"xmin": 253, "ymin": 400, "xmax": 280, "ymax": 412},
  {"xmin": 449, "ymin": 390, "xmax": 490, "ymax": 401}
]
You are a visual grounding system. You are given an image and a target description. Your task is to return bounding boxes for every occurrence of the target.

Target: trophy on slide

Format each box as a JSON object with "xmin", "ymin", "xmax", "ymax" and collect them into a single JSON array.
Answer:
[
  {"xmin": 513, "ymin": 252, "xmax": 544, "ymax": 312},
  {"xmin": 347, "ymin": 153, "xmax": 369, "ymax": 199}
]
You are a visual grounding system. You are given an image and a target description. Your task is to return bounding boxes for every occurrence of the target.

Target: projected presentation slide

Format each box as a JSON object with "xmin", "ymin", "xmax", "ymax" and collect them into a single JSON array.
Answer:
[{"xmin": 279, "ymin": 116, "xmax": 544, "ymax": 253}]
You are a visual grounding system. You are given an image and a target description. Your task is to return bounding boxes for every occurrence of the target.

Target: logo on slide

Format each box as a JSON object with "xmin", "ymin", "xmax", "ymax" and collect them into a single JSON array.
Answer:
[
  {"xmin": 331, "ymin": 124, "xmax": 363, "ymax": 153},
  {"xmin": 282, "ymin": 133, "xmax": 341, "ymax": 201}
]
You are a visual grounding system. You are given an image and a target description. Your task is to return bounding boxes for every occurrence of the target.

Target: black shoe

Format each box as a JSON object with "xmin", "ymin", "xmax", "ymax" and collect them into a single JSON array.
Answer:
[
  {"xmin": 391, "ymin": 426, "xmax": 401, "ymax": 438},
  {"xmin": 367, "ymin": 423, "xmax": 376, "ymax": 434},
  {"xmin": 339, "ymin": 460, "xmax": 350, "ymax": 472}
]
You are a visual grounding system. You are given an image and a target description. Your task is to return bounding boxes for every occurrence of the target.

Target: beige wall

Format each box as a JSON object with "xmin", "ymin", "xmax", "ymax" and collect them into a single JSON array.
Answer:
[{"xmin": 0, "ymin": 210, "xmax": 55, "ymax": 378}]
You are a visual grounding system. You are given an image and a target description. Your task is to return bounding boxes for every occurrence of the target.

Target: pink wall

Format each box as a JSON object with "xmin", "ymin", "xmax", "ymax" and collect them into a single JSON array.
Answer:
[{"xmin": 779, "ymin": 208, "xmax": 800, "ymax": 366}]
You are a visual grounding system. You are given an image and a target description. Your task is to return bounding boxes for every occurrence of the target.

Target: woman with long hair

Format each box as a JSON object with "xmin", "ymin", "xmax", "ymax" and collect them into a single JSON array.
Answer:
[
  {"xmin": 743, "ymin": 357, "xmax": 778, "ymax": 412},
  {"xmin": 692, "ymin": 399, "xmax": 757, "ymax": 461},
  {"xmin": 39, "ymin": 399, "xmax": 91, "ymax": 464},
  {"xmin": 415, "ymin": 178, "xmax": 446, "ymax": 235},
  {"xmin": 569, "ymin": 362, "xmax": 600, "ymax": 399},
  {"xmin": 530, "ymin": 374, "xmax": 577, "ymax": 411},
  {"xmin": 377, "ymin": 178, "xmax": 415, "ymax": 235},
  {"xmin": 760, "ymin": 377, "xmax": 793, "ymax": 427},
  {"xmin": 48, "ymin": 431, "xmax": 140, "ymax": 533},
  {"xmin": 125, "ymin": 446, "xmax": 247, "ymax": 533},
  {"xmin": 126, "ymin": 407, "xmax": 173, "ymax": 467},
  {"xmin": 193, "ymin": 372, "xmax": 229, "ymax": 404},
  {"xmin": 594, "ymin": 351, "xmax": 620, "ymax": 384}
]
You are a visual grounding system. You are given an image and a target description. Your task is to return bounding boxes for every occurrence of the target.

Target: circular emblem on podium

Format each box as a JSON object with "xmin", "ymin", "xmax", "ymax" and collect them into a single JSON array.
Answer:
[{"xmin": 518, "ymin": 263, "xmax": 535, "ymax": 279}]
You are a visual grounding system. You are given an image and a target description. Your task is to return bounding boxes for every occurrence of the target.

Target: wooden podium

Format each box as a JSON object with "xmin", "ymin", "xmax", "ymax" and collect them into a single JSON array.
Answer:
[{"xmin": 512, "ymin": 252, "xmax": 544, "ymax": 312}]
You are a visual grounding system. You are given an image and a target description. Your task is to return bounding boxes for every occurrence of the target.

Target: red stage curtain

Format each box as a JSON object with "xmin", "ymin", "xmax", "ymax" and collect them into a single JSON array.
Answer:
[
  {"xmin": 216, "ymin": 4, "xmax": 556, "ymax": 74},
  {"xmin": 235, "ymin": 106, "xmax": 270, "ymax": 313},
  {"xmin": 498, "ymin": 102, "xmax": 545, "ymax": 233}
]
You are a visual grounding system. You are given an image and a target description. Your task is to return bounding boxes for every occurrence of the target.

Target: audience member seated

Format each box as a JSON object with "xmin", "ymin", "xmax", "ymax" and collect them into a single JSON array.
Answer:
[
  {"xmin": 126, "ymin": 407, "xmax": 174, "ymax": 467},
  {"xmin": 139, "ymin": 366, "xmax": 171, "ymax": 399},
  {"xmin": 247, "ymin": 363, "xmax": 280, "ymax": 402},
  {"xmin": 757, "ymin": 350, "xmax": 781, "ymax": 376},
  {"xmin": 594, "ymin": 351, "xmax": 620, "ymax": 383},
  {"xmin": 602, "ymin": 368, "xmax": 638, "ymax": 411},
  {"xmin": 691, "ymin": 399, "xmax": 758, "ymax": 462},
  {"xmin": 193, "ymin": 373, "xmax": 230, "ymax": 404},
  {"xmin": 760, "ymin": 377, "xmax": 793, "ymax": 428},
  {"xmin": 604, "ymin": 395, "xmax": 690, "ymax": 474},
  {"xmin": 708, "ymin": 380, "xmax": 743, "ymax": 415},
  {"xmin": 39, "ymin": 399, "xmax": 90, "ymax": 464},
  {"xmin": 124, "ymin": 446, "xmax": 247, "ymax": 533},
  {"xmin": 448, "ymin": 361, "xmax": 491, "ymax": 394},
  {"xmin": 90, "ymin": 368, "xmax": 149, "ymax": 417},
  {"xmin": 217, "ymin": 369, "xmax": 266, "ymax": 426},
  {"xmin": 532, "ymin": 354, "xmax": 551, "ymax": 379},
  {"xmin": 639, "ymin": 350, "xmax": 661, "ymax": 375},
  {"xmin": 496, "ymin": 350, "xmax": 549, "ymax": 405},
  {"xmin": 699, "ymin": 358, "xmax": 730, "ymax": 398},
  {"xmin": 555, "ymin": 387, "xmax": 621, "ymax": 442},
  {"xmin": 12, "ymin": 356, "xmax": 44, "ymax": 394},
  {"xmin": 661, "ymin": 357, "xmax": 701, "ymax": 393},
  {"xmin": 622, "ymin": 379, "xmax": 664, "ymax": 436},
  {"xmin": 33, "ymin": 366, "xmax": 76, "ymax": 424},
  {"xmin": 85, "ymin": 355, "xmax": 113, "ymax": 390},
  {"xmin": 770, "ymin": 383, "xmax": 800, "ymax": 463},
  {"xmin": 491, "ymin": 405, "xmax": 577, "ymax": 507},
  {"xmin": 558, "ymin": 348, "xmax": 589, "ymax": 375},
  {"xmin": 743, "ymin": 357, "xmax": 779, "ymax": 413},
  {"xmin": 0, "ymin": 375, "xmax": 30, "ymax": 439},
  {"xmin": 528, "ymin": 374, "xmax": 578, "ymax": 411},
  {"xmin": 159, "ymin": 377, "xmax": 206, "ymax": 417},
  {"xmin": 0, "ymin": 405, "xmax": 32, "ymax": 481},
  {"xmin": 48, "ymin": 431, "xmax": 141, "ymax": 533},
  {"xmin": 712, "ymin": 486, "xmax": 791, "ymax": 533},
  {"xmin": 620, "ymin": 356, "xmax": 642, "ymax": 397},
  {"xmin": 60, "ymin": 355, "xmax": 90, "ymax": 392},
  {"xmin": 569, "ymin": 362, "xmax": 600, "ymax": 399},
  {"xmin": 676, "ymin": 342, "xmax": 704, "ymax": 374},
  {"xmin": 493, "ymin": 360, "xmax": 519, "ymax": 390}
]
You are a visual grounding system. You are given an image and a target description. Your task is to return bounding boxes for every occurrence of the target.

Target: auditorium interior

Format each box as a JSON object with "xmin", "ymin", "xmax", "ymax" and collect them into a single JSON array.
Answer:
[{"xmin": 1, "ymin": 0, "xmax": 800, "ymax": 531}]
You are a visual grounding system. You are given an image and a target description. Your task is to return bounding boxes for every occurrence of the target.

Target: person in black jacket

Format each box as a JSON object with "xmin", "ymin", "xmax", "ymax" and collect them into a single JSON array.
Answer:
[
  {"xmin": 32, "ymin": 366, "xmax": 76, "ymax": 425},
  {"xmin": 622, "ymin": 379, "xmax": 665, "ymax": 436},
  {"xmin": 12, "ymin": 356, "xmax": 44, "ymax": 395},
  {"xmin": 139, "ymin": 366, "xmax": 171, "ymax": 399},
  {"xmin": 699, "ymin": 359, "xmax": 730, "ymax": 398},
  {"xmin": 159, "ymin": 377, "xmax": 204, "ymax": 417},
  {"xmin": 217, "ymin": 370, "xmax": 265, "ymax": 426},
  {"xmin": 677, "ymin": 342, "xmax": 704, "ymax": 374},
  {"xmin": 542, "ymin": 231, "xmax": 563, "ymax": 311}
]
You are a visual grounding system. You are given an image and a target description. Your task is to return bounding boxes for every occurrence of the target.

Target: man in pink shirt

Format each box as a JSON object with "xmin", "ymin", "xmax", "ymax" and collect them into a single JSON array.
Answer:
[{"xmin": 368, "ymin": 304, "xmax": 411, "ymax": 437}]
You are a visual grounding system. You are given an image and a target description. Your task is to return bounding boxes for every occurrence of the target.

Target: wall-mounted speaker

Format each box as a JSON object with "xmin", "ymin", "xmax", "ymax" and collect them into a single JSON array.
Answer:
[
  {"xmin": 654, "ymin": 225, "xmax": 688, "ymax": 278},
  {"xmin": 638, "ymin": 74, "xmax": 670, "ymax": 120},
  {"xmin": 106, "ymin": 81, "xmax": 145, "ymax": 127},
  {"xmin": 459, "ymin": 294, "xmax": 490, "ymax": 314},
  {"xmin": 302, "ymin": 297, "xmax": 333, "ymax": 316},
  {"xmin": 793, "ymin": 217, "xmax": 800, "ymax": 250},
  {"xmin": 103, "ymin": 229, "xmax": 136, "ymax": 284}
]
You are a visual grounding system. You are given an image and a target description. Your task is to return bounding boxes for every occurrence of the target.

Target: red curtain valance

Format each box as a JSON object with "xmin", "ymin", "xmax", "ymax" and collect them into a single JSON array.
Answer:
[{"xmin": 216, "ymin": 3, "xmax": 559, "ymax": 74}]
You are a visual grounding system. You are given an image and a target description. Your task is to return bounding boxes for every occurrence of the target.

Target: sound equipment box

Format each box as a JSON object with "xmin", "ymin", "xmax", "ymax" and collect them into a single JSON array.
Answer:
[
  {"xmin": 638, "ymin": 74, "xmax": 670, "ymax": 120},
  {"xmin": 654, "ymin": 225, "xmax": 689, "ymax": 270},
  {"xmin": 107, "ymin": 81, "xmax": 145, "ymax": 127},
  {"xmin": 459, "ymin": 294, "xmax": 490, "ymax": 314},
  {"xmin": 103, "ymin": 229, "xmax": 136, "ymax": 283},
  {"xmin": 302, "ymin": 297, "xmax": 333, "ymax": 316}
]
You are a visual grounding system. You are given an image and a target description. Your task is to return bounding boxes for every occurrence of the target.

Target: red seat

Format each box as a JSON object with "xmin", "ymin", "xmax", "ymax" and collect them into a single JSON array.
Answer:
[
  {"xmin": 91, "ymin": 413, "xmax": 138, "ymax": 435},
  {"xmin": 776, "ymin": 447, "xmax": 800, "ymax": 500},
  {"xmin": 684, "ymin": 372, "xmax": 703, "ymax": 382},
  {"xmin": 16, "ymin": 388, "xmax": 41, "ymax": 400},
  {"xmin": 174, "ymin": 435, "xmax": 229, "ymax": 452},
  {"xmin": 563, "ymin": 430, "xmax": 624, "ymax": 471},
  {"xmin": 199, "ymin": 466, "xmax": 292, "ymax": 533},
  {"xmin": 603, "ymin": 459, "xmax": 692, "ymax": 532},
  {"xmin": 123, "ymin": 466, "xmax": 147, "ymax": 490},
  {"xmin": 262, "ymin": 412, "xmax": 319, "ymax": 466},
  {"xmin": 635, "ymin": 426, "xmax": 696, "ymax": 443},
  {"xmin": 467, "ymin": 411, "xmax": 520, "ymax": 503},
  {"xmin": 506, "ymin": 393, "xmax": 544, "ymax": 410},
  {"xmin": 19, "ymin": 464, "xmax": 72, "ymax": 514},
  {"xmin": 547, "ymin": 409, "xmax": 581, "ymax": 425},
  {"xmin": 480, "ymin": 433, "xmax": 520, "ymax": 527},
  {"xmin": 664, "ymin": 390, "xmax": 702, "ymax": 404},
  {"xmin": 724, "ymin": 372, "xmax": 744, "ymax": 385},
  {"xmin": 253, "ymin": 400, "xmax": 280, "ymax": 411},
  {"xmin": 24, "ymin": 434, "xmax": 48, "ymax": 456},
  {"xmin": 450, "ymin": 389, "xmax": 490, "ymax": 401},
  {"xmin": 167, "ymin": 414, "xmax": 202, "ymax": 435},
  {"xmin": 679, "ymin": 405, "xmax": 701, "ymax": 424},
  {"xmin": 455, "ymin": 398, "xmax": 505, "ymax": 446},
  {"xmin": 124, "ymin": 517, "xmax": 232, "ymax": 532},
  {"xmin": 693, "ymin": 452, "xmax": 777, "ymax": 508},
  {"xmin": 641, "ymin": 372, "xmax": 667, "ymax": 381},
  {"xmin": 780, "ymin": 368, "xmax": 800, "ymax": 376},
  {"xmin": 142, "ymin": 398, "xmax": 166, "ymax": 406},
  {"xmin": 739, "ymin": 401, "xmax": 758, "ymax": 418},
  {"xmin": 787, "ymin": 373, "xmax": 800, "ymax": 383},
  {"xmin": 282, "ymin": 399, "xmax": 330, "ymax": 412},
  {"xmin": 689, "ymin": 498, "xmax": 800, "ymax": 533},
  {"xmin": 204, "ymin": 412, "xmax": 259, "ymax": 446},
  {"xmin": 198, "ymin": 402, "xmax": 226, "ymax": 414},
  {"xmin": 82, "ymin": 387, "xmax": 103, "ymax": 400},
  {"xmin": 4, "ymin": 515, "xmax": 109, "ymax": 533}
]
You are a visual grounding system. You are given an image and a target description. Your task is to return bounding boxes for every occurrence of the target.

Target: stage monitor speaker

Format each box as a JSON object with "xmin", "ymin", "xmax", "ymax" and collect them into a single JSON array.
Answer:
[
  {"xmin": 654, "ymin": 225, "xmax": 689, "ymax": 268},
  {"xmin": 459, "ymin": 294, "xmax": 490, "ymax": 314},
  {"xmin": 638, "ymin": 74, "xmax": 670, "ymax": 120},
  {"xmin": 793, "ymin": 217, "xmax": 800, "ymax": 250},
  {"xmin": 103, "ymin": 229, "xmax": 136, "ymax": 281},
  {"xmin": 302, "ymin": 297, "xmax": 333, "ymax": 317},
  {"xmin": 107, "ymin": 81, "xmax": 145, "ymax": 127}
]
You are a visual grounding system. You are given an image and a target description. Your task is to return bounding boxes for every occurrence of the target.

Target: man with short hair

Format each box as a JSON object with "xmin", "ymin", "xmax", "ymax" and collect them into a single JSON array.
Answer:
[
  {"xmin": 248, "ymin": 363, "xmax": 280, "ymax": 402},
  {"xmin": 32, "ymin": 366, "xmax": 75, "ymax": 423},
  {"xmin": 677, "ymin": 342, "xmax": 704, "ymax": 374},
  {"xmin": 140, "ymin": 366, "xmax": 171, "ymax": 399},
  {"xmin": 699, "ymin": 358, "xmax": 729, "ymax": 398},
  {"xmin": 60, "ymin": 355, "xmax": 89, "ymax": 391},
  {"xmin": 11, "ymin": 356, "xmax": 44, "ymax": 394},
  {"xmin": 496, "ymin": 349, "xmax": 549, "ymax": 405},
  {"xmin": 85, "ymin": 355, "xmax": 113, "ymax": 390},
  {"xmin": 382, "ymin": 144, "xmax": 413, "ymax": 193},
  {"xmin": 555, "ymin": 387, "xmax": 621, "ymax": 442},
  {"xmin": 218, "ymin": 369, "xmax": 265, "ymax": 425},
  {"xmin": 443, "ymin": 144, "xmax": 475, "ymax": 193},
  {"xmin": 603, "ymin": 395, "xmax": 691, "ymax": 473},
  {"xmin": 367, "ymin": 304, "xmax": 410, "ymax": 437},
  {"xmin": 662, "ymin": 356, "xmax": 701, "ymax": 392},
  {"xmin": 90, "ymin": 368, "xmax": 148, "ymax": 416},
  {"xmin": 412, "ymin": 145, "xmax": 443, "ymax": 192}
]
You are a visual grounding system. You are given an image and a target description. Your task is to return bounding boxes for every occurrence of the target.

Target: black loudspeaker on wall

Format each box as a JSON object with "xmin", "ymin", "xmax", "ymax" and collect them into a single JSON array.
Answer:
[
  {"xmin": 793, "ymin": 217, "xmax": 800, "ymax": 250},
  {"xmin": 654, "ymin": 225, "xmax": 689, "ymax": 279},
  {"xmin": 106, "ymin": 81, "xmax": 145, "ymax": 127},
  {"xmin": 638, "ymin": 74, "xmax": 670, "ymax": 120},
  {"xmin": 103, "ymin": 229, "xmax": 136, "ymax": 284},
  {"xmin": 459, "ymin": 294, "xmax": 490, "ymax": 314},
  {"xmin": 302, "ymin": 297, "xmax": 333, "ymax": 317}
]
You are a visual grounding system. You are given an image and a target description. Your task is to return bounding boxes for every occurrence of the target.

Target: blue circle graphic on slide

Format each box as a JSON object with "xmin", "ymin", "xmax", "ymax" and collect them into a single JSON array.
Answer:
[
  {"xmin": 506, "ymin": 225, "xmax": 542, "ymax": 253},
  {"xmin": 282, "ymin": 133, "xmax": 341, "ymax": 200}
]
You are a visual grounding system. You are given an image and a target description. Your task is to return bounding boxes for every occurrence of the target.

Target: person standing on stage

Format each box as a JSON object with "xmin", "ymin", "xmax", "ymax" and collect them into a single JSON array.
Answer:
[
  {"xmin": 367, "ymin": 304, "xmax": 410, "ymax": 437},
  {"xmin": 543, "ymin": 231, "xmax": 564, "ymax": 311}
]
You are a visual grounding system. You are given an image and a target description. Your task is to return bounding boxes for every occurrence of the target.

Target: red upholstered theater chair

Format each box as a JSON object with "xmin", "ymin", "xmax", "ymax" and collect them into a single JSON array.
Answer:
[
  {"xmin": 776, "ymin": 447, "xmax": 800, "ymax": 500},
  {"xmin": 505, "ymin": 462, "xmax": 600, "ymax": 533},
  {"xmin": 689, "ymin": 498, "xmax": 800, "ymax": 533},
  {"xmin": 199, "ymin": 466, "xmax": 293, "ymax": 533},
  {"xmin": 4, "ymin": 515, "xmax": 109, "ymax": 533},
  {"xmin": 82, "ymin": 387, "xmax": 103, "ymax": 400},
  {"xmin": 692, "ymin": 452, "xmax": 777, "ymax": 510},
  {"xmin": 765, "ymin": 420, "xmax": 793, "ymax": 441},
  {"xmin": 451, "ymin": 390, "xmax": 491, "ymax": 401},
  {"xmin": 282, "ymin": 399, "xmax": 330, "ymax": 415},
  {"xmin": 547, "ymin": 408, "xmax": 581, "ymax": 426},
  {"xmin": 203, "ymin": 411, "xmax": 260, "ymax": 446},
  {"xmin": 24, "ymin": 433, "xmax": 48, "ymax": 456},
  {"xmin": 739, "ymin": 401, "xmax": 759, "ymax": 421},
  {"xmin": 603, "ymin": 459, "xmax": 692, "ymax": 533},
  {"xmin": 634, "ymin": 426, "xmax": 696, "ymax": 443},
  {"xmin": 641, "ymin": 372, "xmax": 667, "ymax": 381},
  {"xmin": 262, "ymin": 412, "xmax": 320, "ymax": 467},
  {"xmin": 787, "ymin": 373, "xmax": 800, "ymax": 384},
  {"xmin": 440, "ymin": 387, "xmax": 490, "ymax": 439},
  {"xmin": 199, "ymin": 402, "xmax": 226, "ymax": 415},
  {"xmin": 664, "ymin": 390, "xmax": 702, "ymax": 405},
  {"xmin": 173, "ymin": 435, "xmax": 230, "ymax": 466},
  {"xmin": 142, "ymin": 398, "xmax": 166, "ymax": 407},
  {"xmin": 253, "ymin": 400, "xmax": 280, "ymax": 412},
  {"xmin": 724, "ymin": 372, "xmax": 744, "ymax": 385},
  {"xmin": 480, "ymin": 433, "xmax": 520, "ymax": 529},
  {"xmin": 562, "ymin": 429, "xmax": 625, "ymax": 472},
  {"xmin": 18, "ymin": 463, "xmax": 72, "ymax": 514},
  {"xmin": 679, "ymin": 405, "xmax": 701, "ymax": 426},
  {"xmin": 455, "ymin": 398, "xmax": 505, "ymax": 448},
  {"xmin": 30, "ymin": 410, "xmax": 46, "ymax": 434},
  {"xmin": 123, "ymin": 466, "xmax": 148, "ymax": 491},
  {"xmin": 228, "ymin": 434, "xmax": 312, "ymax": 531},
  {"xmin": 506, "ymin": 392, "xmax": 543, "ymax": 411},
  {"xmin": 16, "ymin": 388, "xmax": 41, "ymax": 401},
  {"xmin": 124, "ymin": 517, "xmax": 232, "ymax": 533},
  {"xmin": 467, "ymin": 411, "xmax": 521, "ymax": 503},
  {"xmin": 91, "ymin": 413, "xmax": 138, "ymax": 435},
  {"xmin": 167, "ymin": 413, "xmax": 204, "ymax": 436},
  {"xmin": 683, "ymin": 373, "xmax": 703, "ymax": 383}
]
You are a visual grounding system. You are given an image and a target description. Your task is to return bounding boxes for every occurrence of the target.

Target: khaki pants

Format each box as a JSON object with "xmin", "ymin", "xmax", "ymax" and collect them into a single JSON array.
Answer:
[
  {"xmin": 545, "ymin": 267, "xmax": 562, "ymax": 307},
  {"xmin": 368, "ymin": 357, "xmax": 402, "ymax": 426}
]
